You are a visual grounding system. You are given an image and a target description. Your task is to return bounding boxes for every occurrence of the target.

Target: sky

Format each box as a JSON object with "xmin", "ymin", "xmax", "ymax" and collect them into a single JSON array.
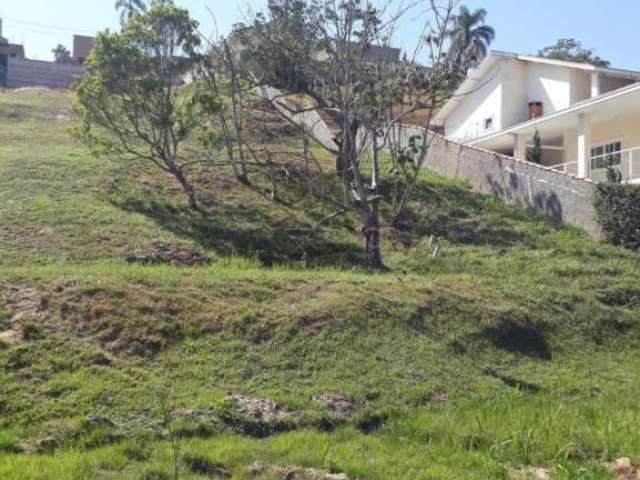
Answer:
[{"xmin": 1, "ymin": 0, "xmax": 639, "ymax": 70}]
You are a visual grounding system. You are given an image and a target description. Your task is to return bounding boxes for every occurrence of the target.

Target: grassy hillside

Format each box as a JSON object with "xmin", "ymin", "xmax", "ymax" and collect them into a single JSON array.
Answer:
[{"xmin": 1, "ymin": 88, "xmax": 640, "ymax": 480}]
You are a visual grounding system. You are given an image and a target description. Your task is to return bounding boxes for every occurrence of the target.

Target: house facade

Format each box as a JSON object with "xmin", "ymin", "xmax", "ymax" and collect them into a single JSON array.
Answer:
[{"xmin": 433, "ymin": 51, "xmax": 640, "ymax": 183}]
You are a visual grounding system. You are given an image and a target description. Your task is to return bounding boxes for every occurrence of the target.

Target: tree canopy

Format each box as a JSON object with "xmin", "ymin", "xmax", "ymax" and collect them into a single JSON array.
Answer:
[
  {"xmin": 447, "ymin": 6, "xmax": 495, "ymax": 77},
  {"xmin": 52, "ymin": 44, "xmax": 74, "ymax": 64},
  {"xmin": 74, "ymin": 0, "xmax": 205, "ymax": 209},
  {"xmin": 537, "ymin": 38, "xmax": 610, "ymax": 67},
  {"xmin": 115, "ymin": 0, "xmax": 148, "ymax": 24}
]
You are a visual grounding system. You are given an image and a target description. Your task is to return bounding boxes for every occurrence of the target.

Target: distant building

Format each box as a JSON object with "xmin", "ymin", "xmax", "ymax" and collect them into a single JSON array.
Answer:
[
  {"xmin": 0, "ymin": 18, "xmax": 26, "ymax": 87},
  {"xmin": 0, "ymin": 37, "xmax": 25, "ymax": 60},
  {"xmin": 73, "ymin": 35, "xmax": 95, "ymax": 64},
  {"xmin": 0, "ymin": 18, "xmax": 26, "ymax": 60}
]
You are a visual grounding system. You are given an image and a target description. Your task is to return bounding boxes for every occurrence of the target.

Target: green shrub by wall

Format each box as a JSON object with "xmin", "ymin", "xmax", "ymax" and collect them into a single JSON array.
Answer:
[{"xmin": 593, "ymin": 184, "xmax": 640, "ymax": 248}]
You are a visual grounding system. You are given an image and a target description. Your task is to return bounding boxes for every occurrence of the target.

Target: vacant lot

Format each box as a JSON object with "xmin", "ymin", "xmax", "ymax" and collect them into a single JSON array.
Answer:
[{"xmin": 1, "ymin": 89, "xmax": 639, "ymax": 479}]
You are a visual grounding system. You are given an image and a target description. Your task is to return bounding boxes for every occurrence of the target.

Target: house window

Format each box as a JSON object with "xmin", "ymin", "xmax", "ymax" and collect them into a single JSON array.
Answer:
[
  {"xmin": 591, "ymin": 139, "xmax": 622, "ymax": 170},
  {"xmin": 484, "ymin": 117, "xmax": 493, "ymax": 131}
]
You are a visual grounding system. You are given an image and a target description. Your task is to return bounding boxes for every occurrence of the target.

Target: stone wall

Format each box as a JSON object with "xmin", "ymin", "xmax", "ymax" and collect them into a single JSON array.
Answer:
[
  {"xmin": 395, "ymin": 124, "xmax": 601, "ymax": 237},
  {"xmin": 7, "ymin": 58, "xmax": 85, "ymax": 89}
]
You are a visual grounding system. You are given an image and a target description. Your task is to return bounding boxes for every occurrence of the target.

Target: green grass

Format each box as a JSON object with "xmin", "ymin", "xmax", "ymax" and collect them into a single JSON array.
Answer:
[{"xmin": 1, "ymin": 88, "xmax": 640, "ymax": 479}]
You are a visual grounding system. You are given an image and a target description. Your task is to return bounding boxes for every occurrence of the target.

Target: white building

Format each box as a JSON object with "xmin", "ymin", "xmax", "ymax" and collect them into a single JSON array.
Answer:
[{"xmin": 433, "ymin": 51, "xmax": 640, "ymax": 183}]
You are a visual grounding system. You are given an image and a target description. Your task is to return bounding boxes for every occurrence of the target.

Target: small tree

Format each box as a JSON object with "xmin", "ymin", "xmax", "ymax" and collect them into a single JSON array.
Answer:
[
  {"xmin": 74, "ymin": 1, "xmax": 205, "ymax": 209},
  {"xmin": 537, "ymin": 38, "xmax": 610, "ymax": 67},
  {"xmin": 605, "ymin": 156, "xmax": 623, "ymax": 184},
  {"xmin": 52, "ymin": 44, "xmax": 73, "ymax": 64},
  {"xmin": 527, "ymin": 130, "xmax": 542, "ymax": 164}
]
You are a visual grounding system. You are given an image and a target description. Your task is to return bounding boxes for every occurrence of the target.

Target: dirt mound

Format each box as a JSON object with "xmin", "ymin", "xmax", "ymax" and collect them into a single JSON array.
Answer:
[{"xmin": 126, "ymin": 241, "xmax": 210, "ymax": 266}]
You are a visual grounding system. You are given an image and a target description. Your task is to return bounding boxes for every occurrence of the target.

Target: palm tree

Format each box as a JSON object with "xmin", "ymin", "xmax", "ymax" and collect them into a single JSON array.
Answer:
[
  {"xmin": 115, "ymin": 0, "xmax": 147, "ymax": 24},
  {"xmin": 447, "ymin": 6, "xmax": 495, "ymax": 75}
]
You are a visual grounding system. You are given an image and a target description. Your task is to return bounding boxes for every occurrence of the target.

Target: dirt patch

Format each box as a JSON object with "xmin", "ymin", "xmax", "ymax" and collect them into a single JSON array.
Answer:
[
  {"xmin": 220, "ymin": 394, "xmax": 300, "ymax": 438},
  {"xmin": 312, "ymin": 393, "xmax": 357, "ymax": 416},
  {"xmin": 1, "ymin": 285, "xmax": 50, "ymax": 321},
  {"xmin": 127, "ymin": 241, "xmax": 210, "ymax": 266},
  {"xmin": 610, "ymin": 458, "xmax": 640, "ymax": 480},
  {"xmin": 598, "ymin": 287, "xmax": 640, "ymax": 308},
  {"xmin": 0, "ymin": 285, "xmax": 51, "ymax": 344},
  {"xmin": 247, "ymin": 462, "xmax": 349, "ymax": 480}
]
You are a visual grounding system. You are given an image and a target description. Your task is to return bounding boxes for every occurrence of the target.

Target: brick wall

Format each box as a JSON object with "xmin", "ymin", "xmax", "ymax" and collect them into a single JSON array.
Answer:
[
  {"xmin": 7, "ymin": 58, "xmax": 85, "ymax": 89},
  {"xmin": 395, "ymin": 125, "xmax": 601, "ymax": 237}
]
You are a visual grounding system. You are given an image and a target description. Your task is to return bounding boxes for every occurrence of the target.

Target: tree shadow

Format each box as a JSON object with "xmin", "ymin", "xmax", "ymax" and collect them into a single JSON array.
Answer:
[
  {"xmin": 486, "ymin": 173, "xmax": 565, "ymax": 226},
  {"xmin": 112, "ymin": 195, "xmax": 366, "ymax": 268},
  {"xmin": 477, "ymin": 318, "xmax": 551, "ymax": 360},
  {"xmin": 389, "ymin": 179, "xmax": 532, "ymax": 248},
  {"xmin": 483, "ymin": 367, "xmax": 541, "ymax": 393}
]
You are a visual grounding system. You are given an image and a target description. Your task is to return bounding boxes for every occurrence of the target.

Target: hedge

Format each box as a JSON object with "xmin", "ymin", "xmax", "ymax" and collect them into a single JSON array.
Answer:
[{"xmin": 593, "ymin": 183, "xmax": 640, "ymax": 249}]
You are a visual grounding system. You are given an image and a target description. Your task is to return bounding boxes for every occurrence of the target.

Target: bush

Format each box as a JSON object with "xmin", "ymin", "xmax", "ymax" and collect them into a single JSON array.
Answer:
[{"xmin": 593, "ymin": 184, "xmax": 640, "ymax": 248}]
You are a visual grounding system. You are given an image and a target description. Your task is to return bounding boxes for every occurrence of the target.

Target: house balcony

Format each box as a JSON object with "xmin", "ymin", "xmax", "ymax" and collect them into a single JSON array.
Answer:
[{"xmin": 549, "ymin": 146, "xmax": 640, "ymax": 183}]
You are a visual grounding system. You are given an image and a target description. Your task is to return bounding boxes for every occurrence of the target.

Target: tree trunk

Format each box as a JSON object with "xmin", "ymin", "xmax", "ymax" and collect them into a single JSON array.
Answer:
[
  {"xmin": 362, "ymin": 207, "xmax": 383, "ymax": 269},
  {"xmin": 171, "ymin": 167, "xmax": 199, "ymax": 211}
]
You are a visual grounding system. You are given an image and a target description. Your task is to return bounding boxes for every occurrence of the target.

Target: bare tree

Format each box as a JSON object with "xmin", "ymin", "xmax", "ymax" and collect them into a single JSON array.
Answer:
[{"xmin": 198, "ymin": 0, "xmax": 465, "ymax": 268}]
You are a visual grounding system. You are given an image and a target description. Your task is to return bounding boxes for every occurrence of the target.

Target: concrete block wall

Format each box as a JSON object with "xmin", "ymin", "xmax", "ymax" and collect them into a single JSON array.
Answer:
[
  {"xmin": 7, "ymin": 58, "xmax": 85, "ymax": 89},
  {"xmin": 395, "ymin": 124, "xmax": 601, "ymax": 237}
]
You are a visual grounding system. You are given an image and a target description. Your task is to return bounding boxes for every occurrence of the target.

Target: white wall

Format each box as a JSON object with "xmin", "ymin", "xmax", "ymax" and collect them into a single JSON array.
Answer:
[
  {"xmin": 501, "ymin": 60, "xmax": 528, "ymax": 127},
  {"xmin": 526, "ymin": 63, "xmax": 573, "ymax": 115},
  {"xmin": 445, "ymin": 65, "xmax": 503, "ymax": 141},
  {"xmin": 570, "ymin": 69, "xmax": 591, "ymax": 104}
]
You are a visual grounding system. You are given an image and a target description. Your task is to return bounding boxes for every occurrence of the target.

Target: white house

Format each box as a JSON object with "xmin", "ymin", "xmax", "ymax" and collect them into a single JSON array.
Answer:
[{"xmin": 433, "ymin": 51, "xmax": 640, "ymax": 183}]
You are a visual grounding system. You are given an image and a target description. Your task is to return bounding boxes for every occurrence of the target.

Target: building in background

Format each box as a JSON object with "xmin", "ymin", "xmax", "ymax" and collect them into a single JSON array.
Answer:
[
  {"xmin": 0, "ymin": 18, "xmax": 26, "ymax": 87},
  {"xmin": 73, "ymin": 35, "xmax": 95, "ymax": 64},
  {"xmin": 0, "ymin": 18, "xmax": 26, "ymax": 60},
  {"xmin": 433, "ymin": 51, "xmax": 640, "ymax": 183}
]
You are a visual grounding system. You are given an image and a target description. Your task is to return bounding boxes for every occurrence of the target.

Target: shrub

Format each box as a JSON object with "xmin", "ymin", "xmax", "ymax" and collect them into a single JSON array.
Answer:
[{"xmin": 593, "ymin": 184, "xmax": 640, "ymax": 248}]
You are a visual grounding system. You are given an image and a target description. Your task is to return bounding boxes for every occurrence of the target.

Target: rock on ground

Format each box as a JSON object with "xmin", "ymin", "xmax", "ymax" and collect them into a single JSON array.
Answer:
[
  {"xmin": 246, "ymin": 462, "xmax": 349, "ymax": 480},
  {"xmin": 508, "ymin": 467, "xmax": 552, "ymax": 480},
  {"xmin": 610, "ymin": 458, "xmax": 640, "ymax": 480}
]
